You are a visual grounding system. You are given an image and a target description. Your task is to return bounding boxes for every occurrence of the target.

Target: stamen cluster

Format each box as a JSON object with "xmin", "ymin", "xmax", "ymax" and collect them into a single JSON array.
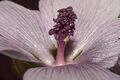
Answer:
[{"xmin": 49, "ymin": 6, "xmax": 77, "ymax": 41}]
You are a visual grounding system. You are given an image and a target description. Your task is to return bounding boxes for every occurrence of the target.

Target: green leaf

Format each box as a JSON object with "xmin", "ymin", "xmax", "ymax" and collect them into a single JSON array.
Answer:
[{"xmin": 12, "ymin": 59, "xmax": 42, "ymax": 77}]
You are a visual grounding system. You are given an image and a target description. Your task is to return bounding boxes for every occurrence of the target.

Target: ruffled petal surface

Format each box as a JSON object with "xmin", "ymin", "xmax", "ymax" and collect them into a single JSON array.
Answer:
[
  {"xmin": 24, "ymin": 64, "xmax": 120, "ymax": 80},
  {"xmin": 0, "ymin": 1, "xmax": 54, "ymax": 65},
  {"xmin": 73, "ymin": 19, "xmax": 120, "ymax": 68},
  {"xmin": 39, "ymin": 0, "xmax": 120, "ymax": 47}
]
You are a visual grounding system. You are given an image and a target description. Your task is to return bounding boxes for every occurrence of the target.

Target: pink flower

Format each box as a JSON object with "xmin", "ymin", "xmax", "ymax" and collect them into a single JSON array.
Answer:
[{"xmin": 0, "ymin": 0, "xmax": 120, "ymax": 80}]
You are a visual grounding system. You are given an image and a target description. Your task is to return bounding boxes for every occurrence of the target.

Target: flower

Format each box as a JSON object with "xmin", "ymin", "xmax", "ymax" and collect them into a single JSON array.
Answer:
[{"xmin": 0, "ymin": 0, "xmax": 120, "ymax": 80}]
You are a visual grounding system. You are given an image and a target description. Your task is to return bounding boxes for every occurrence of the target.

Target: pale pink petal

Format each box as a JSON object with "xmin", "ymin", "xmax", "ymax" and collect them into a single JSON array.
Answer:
[
  {"xmin": 0, "ymin": 1, "xmax": 54, "ymax": 65},
  {"xmin": 0, "ymin": 36, "xmax": 41, "ymax": 62},
  {"xmin": 24, "ymin": 64, "xmax": 120, "ymax": 80},
  {"xmin": 73, "ymin": 19, "xmax": 120, "ymax": 68},
  {"xmin": 39, "ymin": 0, "xmax": 120, "ymax": 46}
]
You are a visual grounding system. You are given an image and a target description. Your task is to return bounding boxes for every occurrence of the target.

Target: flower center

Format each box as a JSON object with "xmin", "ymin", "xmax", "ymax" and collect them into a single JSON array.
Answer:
[{"xmin": 49, "ymin": 6, "xmax": 77, "ymax": 66}]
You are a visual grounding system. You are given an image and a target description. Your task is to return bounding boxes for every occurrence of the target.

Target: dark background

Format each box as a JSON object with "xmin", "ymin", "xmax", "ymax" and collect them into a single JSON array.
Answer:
[{"xmin": 0, "ymin": 0, "xmax": 39, "ymax": 80}]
